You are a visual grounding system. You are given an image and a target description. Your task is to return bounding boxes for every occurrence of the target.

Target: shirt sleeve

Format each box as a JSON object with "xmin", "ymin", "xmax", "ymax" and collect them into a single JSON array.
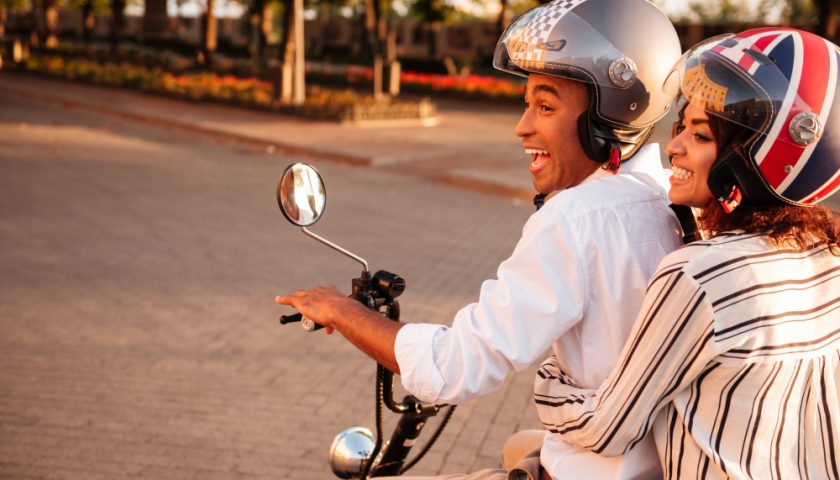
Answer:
[
  {"xmin": 533, "ymin": 262, "xmax": 718, "ymax": 456},
  {"xmin": 396, "ymin": 207, "xmax": 588, "ymax": 404}
]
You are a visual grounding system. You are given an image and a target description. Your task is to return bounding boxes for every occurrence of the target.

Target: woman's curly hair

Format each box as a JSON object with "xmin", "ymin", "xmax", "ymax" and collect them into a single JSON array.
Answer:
[{"xmin": 698, "ymin": 201, "xmax": 840, "ymax": 253}]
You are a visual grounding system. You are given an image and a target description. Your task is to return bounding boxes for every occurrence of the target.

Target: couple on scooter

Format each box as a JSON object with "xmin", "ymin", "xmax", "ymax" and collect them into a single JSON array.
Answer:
[{"xmin": 277, "ymin": 1, "xmax": 840, "ymax": 478}]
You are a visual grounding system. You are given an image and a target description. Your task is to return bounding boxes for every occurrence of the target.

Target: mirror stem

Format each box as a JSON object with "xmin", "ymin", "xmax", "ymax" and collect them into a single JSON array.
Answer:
[{"xmin": 301, "ymin": 227, "xmax": 370, "ymax": 273}]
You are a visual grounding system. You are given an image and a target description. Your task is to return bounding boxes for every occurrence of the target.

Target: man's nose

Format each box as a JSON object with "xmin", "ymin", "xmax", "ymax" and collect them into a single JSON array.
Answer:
[{"xmin": 515, "ymin": 109, "xmax": 534, "ymax": 138}]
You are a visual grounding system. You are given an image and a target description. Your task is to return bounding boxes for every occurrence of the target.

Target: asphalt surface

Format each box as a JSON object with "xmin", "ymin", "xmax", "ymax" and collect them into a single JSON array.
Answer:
[{"xmin": 0, "ymin": 77, "xmax": 543, "ymax": 479}]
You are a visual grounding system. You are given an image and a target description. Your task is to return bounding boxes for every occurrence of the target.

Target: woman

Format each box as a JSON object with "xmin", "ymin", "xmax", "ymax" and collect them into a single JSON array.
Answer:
[{"xmin": 533, "ymin": 28, "xmax": 840, "ymax": 479}]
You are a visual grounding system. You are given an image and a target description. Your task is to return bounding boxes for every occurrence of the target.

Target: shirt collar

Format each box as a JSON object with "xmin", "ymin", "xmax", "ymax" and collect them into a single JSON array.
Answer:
[
  {"xmin": 542, "ymin": 143, "xmax": 668, "ymax": 203},
  {"xmin": 577, "ymin": 143, "xmax": 669, "ymax": 191}
]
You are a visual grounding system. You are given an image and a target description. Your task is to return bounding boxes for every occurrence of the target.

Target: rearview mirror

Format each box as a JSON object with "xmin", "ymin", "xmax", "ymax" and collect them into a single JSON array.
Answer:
[{"xmin": 276, "ymin": 163, "xmax": 326, "ymax": 227}]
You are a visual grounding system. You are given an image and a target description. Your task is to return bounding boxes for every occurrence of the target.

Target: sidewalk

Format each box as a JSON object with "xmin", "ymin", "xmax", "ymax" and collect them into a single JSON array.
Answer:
[{"xmin": 1, "ymin": 72, "xmax": 542, "ymax": 200}]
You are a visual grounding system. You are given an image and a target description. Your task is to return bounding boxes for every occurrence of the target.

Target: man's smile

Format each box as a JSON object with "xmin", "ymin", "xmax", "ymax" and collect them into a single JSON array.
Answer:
[{"xmin": 525, "ymin": 148, "xmax": 551, "ymax": 175}]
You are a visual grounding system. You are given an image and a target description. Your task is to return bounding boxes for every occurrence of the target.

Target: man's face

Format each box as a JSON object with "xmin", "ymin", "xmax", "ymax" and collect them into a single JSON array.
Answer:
[{"xmin": 515, "ymin": 74, "xmax": 596, "ymax": 194}]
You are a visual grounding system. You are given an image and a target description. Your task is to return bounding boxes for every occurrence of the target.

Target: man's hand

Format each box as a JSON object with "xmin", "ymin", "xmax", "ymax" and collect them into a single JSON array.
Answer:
[
  {"xmin": 276, "ymin": 285, "xmax": 366, "ymax": 334},
  {"xmin": 274, "ymin": 286, "xmax": 404, "ymax": 373}
]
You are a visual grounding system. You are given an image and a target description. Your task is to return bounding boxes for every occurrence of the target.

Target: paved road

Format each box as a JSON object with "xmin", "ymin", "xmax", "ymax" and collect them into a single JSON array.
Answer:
[{"xmin": 0, "ymin": 90, "xmax": 543, "ymax": 478}]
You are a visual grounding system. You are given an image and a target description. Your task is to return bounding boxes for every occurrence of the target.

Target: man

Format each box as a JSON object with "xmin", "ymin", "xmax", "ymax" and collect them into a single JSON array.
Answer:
[{"xmin": 276, "ymin": 1, "xmax": 683, "ymax": 478}]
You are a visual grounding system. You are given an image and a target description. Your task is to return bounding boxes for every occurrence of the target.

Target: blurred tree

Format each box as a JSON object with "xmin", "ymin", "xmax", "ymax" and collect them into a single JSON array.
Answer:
[
  {"xmin": 814, "ymin": 0, "xmax": 839, "ymax": 38},
  {"xmin": 110, "ymin": 0, "xmax": 124, "ymax": 51},
  {"xmin": 246, "ymin": 0, "xmax": 271, "ymax": 61},
  {"xmin": 408, "ymin": 0, "xmax": 453, "ymax": 58},
  {"xmin": 142, "ymin": 0, "xmax": 168, "ymax": 41},
  {"xmin": 38, "ymin": 0, "xmax": 59, "ymax": 46},
  {"xmin": 277, "ymin": 0, "xmax": 304, "ymax": 104},
  {"xmin": 362, "ymin": 0, "xmax": 398, "ymax": 98},
  {"xmin": 684, "ymin": 0, "xmax": 754, "ymax": 23},
  {"xmin": 0, "ymin": 0, "xmax": 26, "ymax": 38},
  {"xmin": 202, "ymin": 0, "xmax": 217, "ymax": 65},
  {"xmin": 68, "ymin": 0, "xmax": 108, "ymax": 39}
]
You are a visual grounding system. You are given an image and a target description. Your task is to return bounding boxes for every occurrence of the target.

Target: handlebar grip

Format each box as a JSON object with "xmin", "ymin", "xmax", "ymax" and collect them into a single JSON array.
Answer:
[
  {"xmin": 279, "ymin": 312, "xmax": 324, "ymax": 332},
  {"xmin": 279, "ymin": 313, "xmax": 303, "ymax": 325}
]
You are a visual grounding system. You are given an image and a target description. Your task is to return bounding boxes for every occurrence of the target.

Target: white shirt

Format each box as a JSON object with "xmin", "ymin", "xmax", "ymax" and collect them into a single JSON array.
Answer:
[
  {"xmin": 394, "ymin": 144, "xmax": 683, "ymax": 480},
  {"xmin": 533, "ymin": 234, "xmax": 840, "ymax": 479}
]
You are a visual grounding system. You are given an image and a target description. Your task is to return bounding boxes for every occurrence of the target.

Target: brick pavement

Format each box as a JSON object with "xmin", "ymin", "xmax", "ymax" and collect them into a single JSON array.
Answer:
[{"xmin": 0, "ymin": 89, "xmax": 543, "ymax": 479}]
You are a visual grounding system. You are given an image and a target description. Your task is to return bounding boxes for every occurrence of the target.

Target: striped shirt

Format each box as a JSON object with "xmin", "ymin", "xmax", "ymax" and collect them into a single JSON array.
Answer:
[{"xmin": 534, "ymin": 233, "xmax": 840, "ymax": 479}]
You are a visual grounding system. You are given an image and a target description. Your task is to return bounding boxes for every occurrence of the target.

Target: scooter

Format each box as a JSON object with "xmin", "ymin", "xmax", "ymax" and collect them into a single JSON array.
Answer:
[{"xmin": 276, "ymin": 162, "xmax": 455, "ymax": 479}]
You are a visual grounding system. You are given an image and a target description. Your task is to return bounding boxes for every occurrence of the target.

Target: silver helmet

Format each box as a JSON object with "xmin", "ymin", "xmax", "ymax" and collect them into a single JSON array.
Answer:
[{"xmin": 494, "ymin": 0, "xmax": 681, "ymax": 165}]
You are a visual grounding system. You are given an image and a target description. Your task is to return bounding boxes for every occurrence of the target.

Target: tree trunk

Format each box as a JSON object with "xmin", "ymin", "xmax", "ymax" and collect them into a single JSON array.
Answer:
[
  {"xmin": 202, "ymin": 0, "xmax": 217, "ymax": 66},
  {"xmin": 816, "ymin": 0, "xmax": 839, "ymax": 41},
  {"xmin": 109, "ymin": 0, "xmax": 124, "ymax": 53},
  {"xmin": 142, "ymin": 0, "xmax": 168, "ymax": 42},
  {"xmin": 277, "ymin": 0, "xmax": 295, "ymax": 103},
  {"xmin": 0, "ymin": 5, "xmax": 7, "ymax": 39},
  {"xmin": 363, "ymin": 0, "xmax": 384, "ymax": 99},
  {"xmin": 42, "ymin": 0, "xmax": 58, "ymax": 47},
  {"xmin": 248, "ymin": 0, "xmax": 265, "ymax": 61},
  {"xmin": 292, "ymin": 0, "xmax": 304, "ymax": 104},
  {"xmin": 496, "ymin": 0, "xmax": 508, "ymax": 36},
  {"xmin": 82, "ymin": 0, "xmax": 94, "ymax": 40}
]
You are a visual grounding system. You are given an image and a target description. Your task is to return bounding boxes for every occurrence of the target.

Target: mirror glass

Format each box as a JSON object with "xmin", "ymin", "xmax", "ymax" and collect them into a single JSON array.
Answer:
[{"xmin": 277, "ymin": 163, "xmax": 326, "ymax": 227}]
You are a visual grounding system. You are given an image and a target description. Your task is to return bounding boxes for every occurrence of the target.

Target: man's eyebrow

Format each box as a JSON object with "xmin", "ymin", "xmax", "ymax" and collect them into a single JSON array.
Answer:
[{"xmin": 532, "ymin": 84, "xmax": 561, "ymax": 98}]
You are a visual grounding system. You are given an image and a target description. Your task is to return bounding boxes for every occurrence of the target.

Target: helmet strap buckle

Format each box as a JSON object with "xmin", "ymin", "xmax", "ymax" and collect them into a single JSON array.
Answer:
[
  {"xmin": 601, "ymin": 145, "xmax": 621, "ymax": 174},
  {"xmin": 718, "ymin": 184, "xmax": 743, "ymax": 213}
]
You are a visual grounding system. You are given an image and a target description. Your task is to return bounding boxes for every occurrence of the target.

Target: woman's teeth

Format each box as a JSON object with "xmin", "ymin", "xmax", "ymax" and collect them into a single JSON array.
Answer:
[{"xmin": 671, "ymin": 165, "xmax": 694, "ymax": 180}]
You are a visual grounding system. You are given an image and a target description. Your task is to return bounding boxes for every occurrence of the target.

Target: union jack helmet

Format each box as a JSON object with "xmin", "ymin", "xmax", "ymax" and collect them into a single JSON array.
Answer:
[{"xmin": 670, "ymin": 28, "xmax": 840, "ymax": 208}]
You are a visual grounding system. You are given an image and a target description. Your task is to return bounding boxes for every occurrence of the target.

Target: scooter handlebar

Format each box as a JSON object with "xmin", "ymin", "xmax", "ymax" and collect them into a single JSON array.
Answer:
[{"xmin": 279, "ymin": 312, "xmax": 324, "ymax": 331}]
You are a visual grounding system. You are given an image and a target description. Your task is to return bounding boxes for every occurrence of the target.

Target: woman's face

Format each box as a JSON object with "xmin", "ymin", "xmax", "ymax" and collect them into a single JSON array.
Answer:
[{"xmin": 666, "ymin": 103, "xmax": 719, "ymax": 208}]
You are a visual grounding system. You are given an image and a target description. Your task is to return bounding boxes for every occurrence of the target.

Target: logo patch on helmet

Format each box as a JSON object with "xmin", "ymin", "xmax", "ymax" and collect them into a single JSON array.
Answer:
[{"xmin": 682, "ymin": 64, "xmax": 729, "ymax": 113}]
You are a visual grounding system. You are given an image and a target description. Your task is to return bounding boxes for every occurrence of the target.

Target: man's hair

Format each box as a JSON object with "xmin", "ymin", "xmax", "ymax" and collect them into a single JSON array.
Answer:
[{"xmin": 676, "ymin": 102, "xmax": 840, "ymax": 254}]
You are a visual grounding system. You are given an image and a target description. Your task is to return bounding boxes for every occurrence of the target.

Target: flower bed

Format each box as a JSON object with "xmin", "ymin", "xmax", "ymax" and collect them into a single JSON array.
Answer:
[
  {"xmin": 19, "ymin": 54, "xmax": 437, "ymax": 122},
  {"xmin": 306, "ymin": 63, "xmax": 524, "ymax": 102}
]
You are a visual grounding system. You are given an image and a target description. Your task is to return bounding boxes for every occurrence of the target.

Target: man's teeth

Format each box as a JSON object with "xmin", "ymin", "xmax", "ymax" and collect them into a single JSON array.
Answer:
[
  {"xmin": 525, "ymin": 148, "xmax": 550, "ymax": 156},
  {"xmin": 671, "ymin": 166, "xmax": 694, "ymax": 180}
]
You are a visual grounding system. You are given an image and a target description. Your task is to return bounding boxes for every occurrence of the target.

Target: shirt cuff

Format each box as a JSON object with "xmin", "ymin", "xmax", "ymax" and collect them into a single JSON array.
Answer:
[{"xmin": 395, "ymin": 322, "xmax": 447, "ymax": 402}]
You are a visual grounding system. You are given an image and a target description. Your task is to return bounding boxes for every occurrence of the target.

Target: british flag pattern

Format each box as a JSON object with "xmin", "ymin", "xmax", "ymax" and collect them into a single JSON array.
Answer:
[{"xmin": 708, "ymin": 28, "xmax": 840, "ymax": 204}]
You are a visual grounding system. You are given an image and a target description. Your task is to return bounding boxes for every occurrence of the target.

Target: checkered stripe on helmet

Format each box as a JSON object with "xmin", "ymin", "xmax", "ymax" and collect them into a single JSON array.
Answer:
[{"xmin": 511, "ymin": 0, "xmax": 586, "ymax": 64}]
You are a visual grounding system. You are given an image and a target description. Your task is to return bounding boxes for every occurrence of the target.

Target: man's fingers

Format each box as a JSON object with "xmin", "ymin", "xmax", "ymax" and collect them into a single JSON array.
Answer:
[{"xmin": 275, "ymin": 295, "xmax": 295, "ymax": 306}]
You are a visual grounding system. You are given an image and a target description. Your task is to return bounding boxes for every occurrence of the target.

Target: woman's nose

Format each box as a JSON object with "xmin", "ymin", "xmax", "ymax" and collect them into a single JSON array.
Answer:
[{"xmin": 665, "ymin": 135, "xmax": 684, "ymax": 158}]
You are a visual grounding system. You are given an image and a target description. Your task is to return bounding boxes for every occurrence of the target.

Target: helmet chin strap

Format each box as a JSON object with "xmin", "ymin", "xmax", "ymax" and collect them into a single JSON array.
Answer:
[
  {"xmin": 707, "ymin": 146, "xmax": 786, "ymax": 212},
  {"xmin": 577, "ymin": 107, "xmax": 653, "ymax": 174},
  {"xmin": 533, "ymin": 193, "xmax": 547, "ymax": 211}
]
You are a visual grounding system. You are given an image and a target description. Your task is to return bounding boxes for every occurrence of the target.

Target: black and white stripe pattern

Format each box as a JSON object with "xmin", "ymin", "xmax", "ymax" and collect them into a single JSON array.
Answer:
[
  {"xmin": 510, "ymin": 0, "xmax": 585, "ymax": 63},
  {"xmin": 534, "ymin": 234, "xmax": 840, "ymax": 479}
]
